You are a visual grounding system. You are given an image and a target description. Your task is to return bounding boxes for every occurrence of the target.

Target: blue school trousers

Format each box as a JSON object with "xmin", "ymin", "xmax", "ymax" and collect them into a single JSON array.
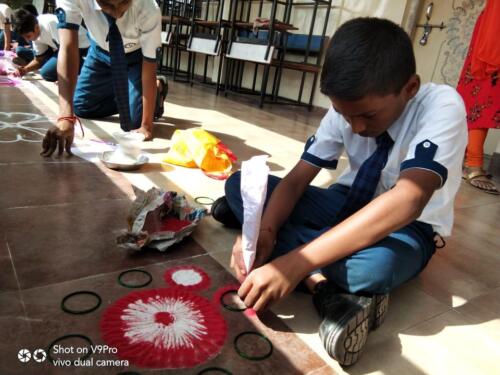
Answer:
[
  {"xmin": 224, "ymin": 172, "xmax": 436, "ymax": 295},
  {"xmin": 0, "ymin": 30, "xmax": 34, "ymax": 63},
  {"xmin": 37, "ymin": 47, "xmax": 88, "ymax": 82},
  {"xmin": 73, "ymin": 41, "xmax": 143, "ymax": 130}
]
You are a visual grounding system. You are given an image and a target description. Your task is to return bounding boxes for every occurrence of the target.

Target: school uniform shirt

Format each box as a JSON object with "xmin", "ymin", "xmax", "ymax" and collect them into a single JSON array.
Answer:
[
  {"xmin": 33, "ymin": 14, "xmax": 90, "ymax": 57},
  {"xmin": 0, "ymin": 4, "xmax": 13, "ymax": 29},
  {"xmin": 301, "ymin": 83, "xmax": 467, "ymax": 236},
  {"xmin": 55, "ymin": 0, "xmax": 161, "ymax": 61}
]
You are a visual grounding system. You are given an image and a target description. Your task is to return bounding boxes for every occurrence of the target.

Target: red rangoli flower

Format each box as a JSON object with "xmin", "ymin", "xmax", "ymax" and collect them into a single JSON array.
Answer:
[
  {"xmin": 163, "ymin": 265, "xmax": 211, "ymax": 291},
  {"xmin": 100, "ymin": 287, "xmax": 227, "ymax": 368}
]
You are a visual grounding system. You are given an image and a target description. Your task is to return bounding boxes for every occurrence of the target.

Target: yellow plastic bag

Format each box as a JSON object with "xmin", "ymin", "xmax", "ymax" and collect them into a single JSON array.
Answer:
[{"xmin": 163, "ymin": 128, "xmax": 236, "ymax": 179}]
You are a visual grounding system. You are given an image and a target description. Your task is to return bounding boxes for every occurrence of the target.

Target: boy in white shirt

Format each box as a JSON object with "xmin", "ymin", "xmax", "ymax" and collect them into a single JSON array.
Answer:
[
  {"xmin": 0, "ymin": 2, "xmax": 33, "ymax": 64},
  {"xmin": 40, "ymin": 0, "xmax": 168, "ymax": 156},
  {"xmin": 212, "ymin": 18, "xmax": 467, "ymax": 366},
  {"xmin": 12, "ymin": 9, "xmax": 89, "ymax": 81}
]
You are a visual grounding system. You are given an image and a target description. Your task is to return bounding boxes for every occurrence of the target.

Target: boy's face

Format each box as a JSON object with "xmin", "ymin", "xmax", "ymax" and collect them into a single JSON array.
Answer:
[
  {"xmin": 97, "ymin": 0, "xmax": 132, "ymax": 19},
  {"xmin": 22, "ymin": 24, "xmax": 41, "ymax": 42},
  {"xmin": 330, "ymin": 75, "xmax": 420, "ymax": 138}
]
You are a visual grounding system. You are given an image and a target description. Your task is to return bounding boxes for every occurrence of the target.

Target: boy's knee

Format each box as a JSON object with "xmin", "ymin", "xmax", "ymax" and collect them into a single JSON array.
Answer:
[
  {"xmin": 352, "ymin": 266, "xmax": 394, "ymax": 295},
  {"xmin": 225, "ymin": 171, "xmax": 241, "ymax": 200},
  {"xmin": 40, "ymin": 70, "xmax": 57, "ymax": 82},
  {"xmin": 326, "ymin": 254, "xmax": 396, "ymax": 295}
]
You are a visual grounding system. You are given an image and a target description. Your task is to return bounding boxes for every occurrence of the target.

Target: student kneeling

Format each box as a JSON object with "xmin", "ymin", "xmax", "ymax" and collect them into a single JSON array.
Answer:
[
  {"xmin": 212, "ymin": 18, "xmax": 467, "ymax": 366},
  {"xmin": 40, "ymin": 0, "xmax": 167, "ymax": 157},
  {"xmin": 12, "ymin": 9, "xmax": 89, "ymax": 82}
]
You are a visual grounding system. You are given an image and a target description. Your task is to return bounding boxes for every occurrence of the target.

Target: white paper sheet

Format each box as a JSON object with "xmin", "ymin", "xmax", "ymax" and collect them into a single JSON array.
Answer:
[{"xmin": 241, "ymin": 155, "xmax": 269, "ymax": 273}]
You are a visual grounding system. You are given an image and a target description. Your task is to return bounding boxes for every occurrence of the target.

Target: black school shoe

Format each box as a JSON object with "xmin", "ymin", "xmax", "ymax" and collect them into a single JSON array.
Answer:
[
  {"xmin": 154, "ymin": 75, "xmax": 168, "ymax": 120},
  {"xmin": 211, "ymin": 196, "xmax": 241, "ymax": 229},
  {"xmin": 312, "ymin": 282, "xmax": 389, "ymax": 366}
]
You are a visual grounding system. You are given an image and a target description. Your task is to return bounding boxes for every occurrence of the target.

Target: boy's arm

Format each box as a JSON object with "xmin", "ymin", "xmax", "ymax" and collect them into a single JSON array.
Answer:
[
  {"xmin": 231, "ymin": 160, "xmax": 321, "ymax": 280},
  {"xmin": 18, "ymin": 56, "xmax": 43, "ymax": 75},
  {"xmin": 291, "ymin": 168, "xmax": 440, "ymax": 272},
  {"xmin": 239, "ymin": 168, "xmax": 440, "ymax": 311},
  {"xmin": 41, "ymin": 28, "xmax": 79, "ymax": 156},
  {"xmin": 137, "ymin": 59, "xmax": 156, "ymax": 141},
  {"xmin": 3, "ymin": 23, "xmax": 12, "ymax": 50},
  {"xmin": 136, "ymin": 1, "xmax": 161, "ymax": 141}
]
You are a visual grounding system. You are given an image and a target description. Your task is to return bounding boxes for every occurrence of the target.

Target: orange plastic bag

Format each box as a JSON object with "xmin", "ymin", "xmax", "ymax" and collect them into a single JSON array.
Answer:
[{"xmin": 163, "ymin": 128, "xmax": 236, "ymax": 179}]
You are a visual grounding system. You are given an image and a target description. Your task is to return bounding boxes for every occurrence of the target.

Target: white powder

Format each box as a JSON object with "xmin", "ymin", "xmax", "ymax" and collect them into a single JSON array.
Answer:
[
  {"xmin": 171, "ymin": 269, "xmax": 203, "ymax": 286},
  {"xmin": 122, "ymin": 296, "xmax": 207, "ymax": 349}
]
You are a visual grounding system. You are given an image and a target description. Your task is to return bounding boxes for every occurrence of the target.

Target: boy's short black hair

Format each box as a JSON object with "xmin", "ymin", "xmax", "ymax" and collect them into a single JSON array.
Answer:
[
  {"xmin": 22, "ymin": 4, "xmax": 39, "ymax": 16},
  {"xmin": 12, "ymin": 9, "xmax": 38, "ymax": 35},
  {"xmin": 320, "ymin": 17, "xmax": 416, "ymax": 100}
]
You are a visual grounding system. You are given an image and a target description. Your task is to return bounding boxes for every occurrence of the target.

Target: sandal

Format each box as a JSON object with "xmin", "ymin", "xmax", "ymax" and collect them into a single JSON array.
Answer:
[
  {"xmin": 462, "ymin": 167, "xmax": 500, "ymax": 195},
  {"xmin": 154, "ymin": 75, "xmax": 168, "ymax": 120}
]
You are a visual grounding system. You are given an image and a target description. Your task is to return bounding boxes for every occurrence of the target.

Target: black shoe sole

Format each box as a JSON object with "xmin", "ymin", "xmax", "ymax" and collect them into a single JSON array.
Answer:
[
  {"xmin": 319, "ymin": 294, "xmax": 389, "ymax": 366},
  {"xmin": 211, "ymin": 196, "xmax": 241, "ymax": 229}
]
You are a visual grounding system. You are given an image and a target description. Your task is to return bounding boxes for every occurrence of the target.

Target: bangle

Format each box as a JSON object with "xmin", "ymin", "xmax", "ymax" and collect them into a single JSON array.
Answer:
[{"xmin": 58, "ymin": 115, "xmax": 84, "ymax": 137}]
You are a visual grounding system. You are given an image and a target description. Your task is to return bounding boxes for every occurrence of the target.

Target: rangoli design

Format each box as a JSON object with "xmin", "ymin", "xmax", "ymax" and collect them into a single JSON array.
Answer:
[
  {"xmin": 163, "ymin": 265, "xmax": 211, "ymax": 291},
  {"xmin": 100, "ymin": 287, "xmax": 227, "ymax": 369},
  {"xmin": 0, "ymin": 112, "xmax": 51, "ymax": 143}
]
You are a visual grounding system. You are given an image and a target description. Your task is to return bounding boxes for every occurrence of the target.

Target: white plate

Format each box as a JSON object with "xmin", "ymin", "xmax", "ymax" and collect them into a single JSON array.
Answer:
[{"xmin": 99, "ymin": 150, "xmax": 149, "ymax": 171}]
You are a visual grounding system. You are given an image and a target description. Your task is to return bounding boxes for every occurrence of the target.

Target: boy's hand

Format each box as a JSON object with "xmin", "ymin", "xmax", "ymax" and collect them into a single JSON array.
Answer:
[
  {"xmin": 41, "ymin": 119, "xmax": 75, "ymax": 157},
  {"xmin": 16, "ymin": 67, "xmax": 25, "ymax": 77},
  {"xmin": 238, "ymin": 254, "xmax": 305, "ymax": 312},
  {"xmin": 230, "ymin": 231, "xmax": 276, "ymax": 283},
  {"xmin": 230, "ymin": 235, "xmax": 246, "ymax": 282}
]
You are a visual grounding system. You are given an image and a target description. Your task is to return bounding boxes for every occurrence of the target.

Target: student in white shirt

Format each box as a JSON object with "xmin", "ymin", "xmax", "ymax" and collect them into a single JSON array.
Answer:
[
  {"xmin": 0, "ymin": 2, "xmax": 34, "ymax": 64},
  {"xmin": 212, "ymin": 18, "xmax": 467, "ymax": 366},
  {"xmin": 0, "ymin": 3, "xmax": 14, "ymax": 51},
  {"xmin": 12, "ymin": 9, "xmax": 90, "ymax": 82},
  {"xmin": 40, "ymin": 0, "xmax": 168, "ymax": 157}
]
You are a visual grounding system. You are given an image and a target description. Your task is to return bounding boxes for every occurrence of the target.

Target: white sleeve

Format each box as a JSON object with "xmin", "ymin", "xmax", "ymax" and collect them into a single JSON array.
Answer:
[
  {"xmin": 55, "ymin": 0, "xmax": 82, "ymax": 29},
  {"xmin": 33, "ymin": 40, "xmax": 49, "ymax": 56},
  {"xmin": 1, "ymin": 6, "xmax": 13, "ymax": 26},
  {"xmin": 138, "ymin": 0, "xmax": 161, "ymax": 60},
  {"xmin": 400, "ymin": 86, "xmax": 467, "ymax": 188},
  {"xmin": 300, "ymin": 107, "xmax": 344, "ymax": 169}
]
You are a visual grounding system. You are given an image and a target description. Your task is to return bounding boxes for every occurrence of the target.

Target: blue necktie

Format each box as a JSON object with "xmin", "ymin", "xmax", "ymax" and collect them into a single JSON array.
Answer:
[
  {"xmin": 104, "ymin": 13, "xmax": 132, "ymax": 130},
  {"xmin": 337, "ymin": 132, "xmax": 394, "ymax": 221}
]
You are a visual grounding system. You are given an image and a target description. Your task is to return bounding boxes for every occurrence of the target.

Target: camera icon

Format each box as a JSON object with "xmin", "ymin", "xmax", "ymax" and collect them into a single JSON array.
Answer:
[
  {"xmin": 33, "ymin": 349, "xmax": 47, "ymax": 363},
  {"xmin": 17, "ymin": 349, "xmax": 31, "ymax": 363}
]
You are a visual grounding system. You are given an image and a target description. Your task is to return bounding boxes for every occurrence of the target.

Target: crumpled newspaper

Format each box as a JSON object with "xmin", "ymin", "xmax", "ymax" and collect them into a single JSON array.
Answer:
[
  {"xmin": 241, "ymin": 155, "xmax": 269, "ymax": 273},
  {"xmin": 116, "ymin": 188, "xmax": 207, "ymax": 251}
]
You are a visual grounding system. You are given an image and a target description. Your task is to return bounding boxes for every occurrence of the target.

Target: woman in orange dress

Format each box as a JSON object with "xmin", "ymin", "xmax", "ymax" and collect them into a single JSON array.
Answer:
[{"xmin": 457, "ymin": 0, "xmax": 500, "ymax": 194}]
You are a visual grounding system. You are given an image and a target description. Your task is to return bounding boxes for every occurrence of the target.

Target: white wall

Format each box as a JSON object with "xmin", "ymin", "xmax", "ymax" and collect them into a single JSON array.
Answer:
[{"xmin": 184, "ymin": 0, "xmax": 408, "ymax": 108}]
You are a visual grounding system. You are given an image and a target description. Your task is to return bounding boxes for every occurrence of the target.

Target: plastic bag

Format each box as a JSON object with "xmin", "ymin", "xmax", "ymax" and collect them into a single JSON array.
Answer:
[
  {"xmin": 116, "ymin": 188, "xmax": 207, "ymax": 251},
  {"xmin": 163, "ymin": 128, "xmax": 237, "ymax": 180}
]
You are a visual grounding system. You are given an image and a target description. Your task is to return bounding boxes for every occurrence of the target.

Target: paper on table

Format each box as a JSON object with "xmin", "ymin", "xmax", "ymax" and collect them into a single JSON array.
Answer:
[{"xmin": 241, "ymin": 155, "xmax": 269, "ymax": 273}]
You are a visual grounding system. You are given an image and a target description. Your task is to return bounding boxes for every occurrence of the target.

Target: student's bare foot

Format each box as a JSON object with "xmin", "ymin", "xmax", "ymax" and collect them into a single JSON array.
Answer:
[{"xmin": 462, "ymin": 166, "xmax": 499, "ymax": 195}]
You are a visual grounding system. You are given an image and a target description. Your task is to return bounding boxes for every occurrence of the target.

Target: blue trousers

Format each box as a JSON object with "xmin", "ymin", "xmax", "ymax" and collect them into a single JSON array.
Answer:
[
  {"xmin": 225, "ymin": 172, "xmax": 436, "ymax": 295},
  {"xmin": 73, "ymin": 42, "xmax": 143, "ymax": 130},
  {"xmin": 0, "ymin": 31, "xmax": 34, "ymax": 63},
  {"xmin": 37, "ymin": 48, "xmax": 88, "ymax": 82}
]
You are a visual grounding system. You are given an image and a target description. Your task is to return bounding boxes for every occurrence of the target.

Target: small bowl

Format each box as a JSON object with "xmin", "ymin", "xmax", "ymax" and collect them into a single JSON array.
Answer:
[
  {"xmin": 112, "ymin": 132, "xmax": 145, "ymax": 159},
  {"xmin": 99, "ymin": 150, "xmax": 149, "ymax": 171}
]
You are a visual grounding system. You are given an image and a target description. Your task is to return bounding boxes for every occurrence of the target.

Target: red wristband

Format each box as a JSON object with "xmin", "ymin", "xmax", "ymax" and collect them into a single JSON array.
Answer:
[{"xmin": 58, "ymin": 116, "xmax": 84, "ymax": 137}]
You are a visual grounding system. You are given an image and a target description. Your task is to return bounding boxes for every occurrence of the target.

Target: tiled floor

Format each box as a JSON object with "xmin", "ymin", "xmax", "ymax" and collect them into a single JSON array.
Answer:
[
  {"xmin": 1, "ymin": 77, "xmax": 499, "ymax": 375},
  {"xmin": 0, "ymin": 82, "xmax": 332, "ymax": 375}
]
